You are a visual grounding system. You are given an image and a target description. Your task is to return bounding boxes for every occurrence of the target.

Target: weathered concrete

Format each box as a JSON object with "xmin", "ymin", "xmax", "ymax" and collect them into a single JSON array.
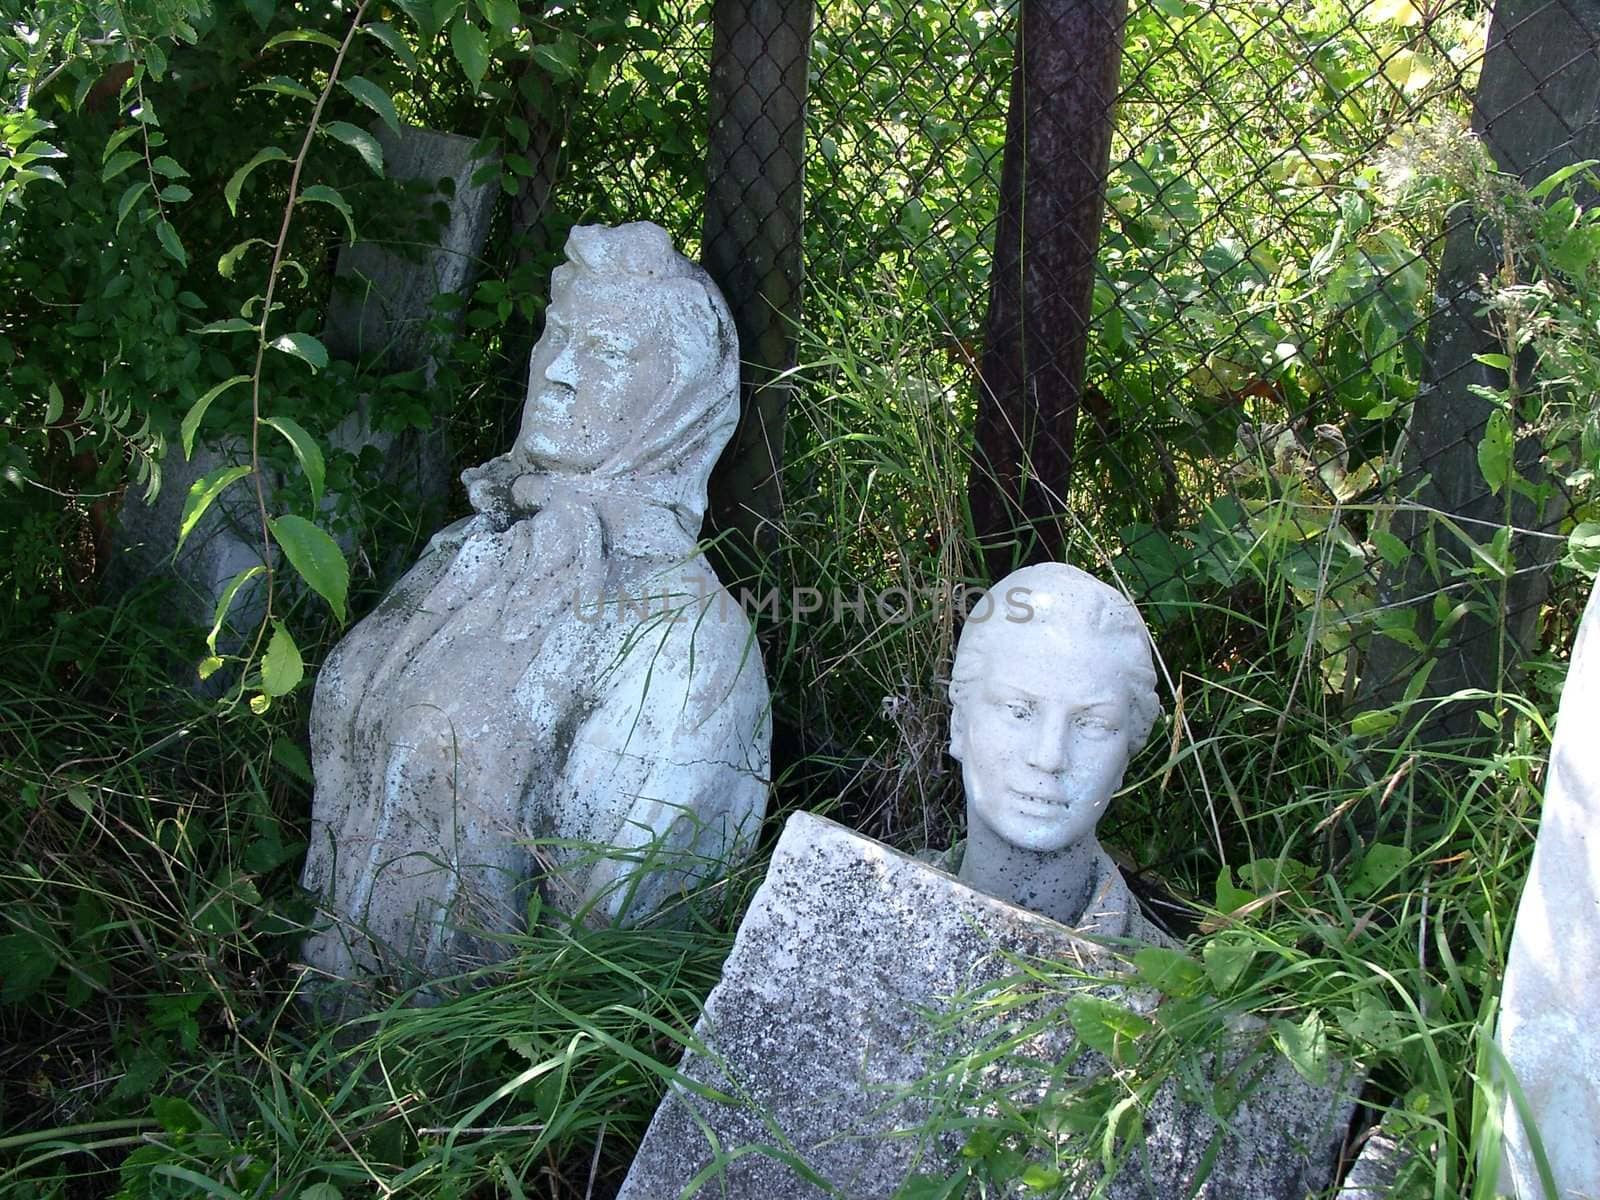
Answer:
[
  {"xmin": 621, "ymin": 812, "xmax": 1357, "ymax": 1199},
  {"xmin": 300, "ymin": 224, "xmax": 771, "ymax": 986},
  {"xmin": 949, "ymin": 563, "xmax": 1163, "ymax": 935},
  {"xmin": 1497, "ymin": 575, "xmax": 1600, "ymax": 1196}
]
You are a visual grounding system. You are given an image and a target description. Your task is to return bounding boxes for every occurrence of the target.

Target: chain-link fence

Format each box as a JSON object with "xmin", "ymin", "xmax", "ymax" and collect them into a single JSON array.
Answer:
[{"xmin": 535, "ymin": 0, "xmax": 1599, "ymax": 854}]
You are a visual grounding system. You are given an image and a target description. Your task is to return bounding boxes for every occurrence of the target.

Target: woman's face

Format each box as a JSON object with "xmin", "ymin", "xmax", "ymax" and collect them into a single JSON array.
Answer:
[
  {"xmin": 950, "ymin": 627, "xmax": 1136, "ymax": 855},
  {"xmin": 518, "ymin": 289, "xmax": 674, "ymax": 471}
]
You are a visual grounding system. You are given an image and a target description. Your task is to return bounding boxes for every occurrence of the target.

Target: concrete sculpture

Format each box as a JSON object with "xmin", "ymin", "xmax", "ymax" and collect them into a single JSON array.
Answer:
[
  {"xmin": 1497, "ymin": 575, "xmax": 1600, "ymax": 1196},
  {"xmin": 300, "ymin": 222, "xmax": 771, "ymax": 983},
  {"xmin": 949, "ymin": 562, "xmax": 1163, "ymax": 939}
]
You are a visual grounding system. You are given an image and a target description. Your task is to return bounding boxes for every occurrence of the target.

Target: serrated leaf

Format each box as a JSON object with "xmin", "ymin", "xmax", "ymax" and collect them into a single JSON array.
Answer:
[
  {"xmin": 261, "ymin": 622, "xmax": 304, "ymax": 697},
  {"xmin": 269, "ymin": 515, "xmax": 348, "ymax": 620},
  {"xmin": 104, "ymin": 125, "xmax": 141, "ymax": 161},
  {"xmin": 270, "ymin": 331, "xmax": 329, "ymax": 372},
  {"xmin": 262, "ymin": 416, "xmax": 326, "ymax": 504},
  {"xmin": 158, "ymin": 183, "xmax": 194, "ymax": 203},
  {"xmin": 264, "ymin": 28, "xmax": 341, "ymax": 51},
  {"xmin": 219, "ymin": 238, "xmax": 269, "ymax": 279},
  {"xmin": 156, "ymin": 220, "xmax": 187, "ymax": 268},
  {"xmin": 1272, "ymin": 1010, "xmax": 1329, "ymax": 1086},
  {"xmin": 451, "ymin": 17, "xmax": 490, "ymax": 88},
  {"xmin": 26, "ymin": 140, "xmax": 65, "ymax": 160},
  {"xmin": 177, "ymin": 465, "xmax": 252, "ymax": 556},
  {"xmin": 341, "ymin": 76, "xmax": 401, "ymax": 134},
  {"xmin": 531, "ymin": 40, "xmax": 579, "ymax": 80},
  {"xmin": 144, "ymin": 39, "xmax": 169, "ymax": 80},
  {"xmin": 362, "ymin": 21, "xmax": 419, "ymax": 71},
  {"xmin": 152, "ymin": 1095, "xmax": 206, "ymax": 1135},
  {"xmin": 209, "ymin": 566, "xmax": 265, "ymax": 653},
  {"xmin": 150, "ymin": 154, "xmax": 187, "ymax": 178},
  {"xmin": 102, "ymin": 149, "xmax": 141, "ymax": 181},
  {"xmin": 225, "ymin": 146, "xmax": 289, "ymax": 215},
  {"xmin": 181, "ymin": 375, "xmax": 251, "ymax": 458},
  {"xmin": 299, "ymin": 183, "xmax": 356, "ymax": 240},
  {"xmin": 323, "ymin": 121, "xmax": 383, "ymax": 175}
]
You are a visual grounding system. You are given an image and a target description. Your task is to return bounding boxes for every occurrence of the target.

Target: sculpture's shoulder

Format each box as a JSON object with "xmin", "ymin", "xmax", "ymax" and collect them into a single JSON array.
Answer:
[{"xmin": 603, "ymin": 555, "xmax": 765, "ymax": 688}]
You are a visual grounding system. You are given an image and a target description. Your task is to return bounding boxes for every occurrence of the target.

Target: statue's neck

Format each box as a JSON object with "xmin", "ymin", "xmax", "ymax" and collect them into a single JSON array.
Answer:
[{"xmin": 958, "ymin": 813, "xmax": 1106, "ymax": 927}]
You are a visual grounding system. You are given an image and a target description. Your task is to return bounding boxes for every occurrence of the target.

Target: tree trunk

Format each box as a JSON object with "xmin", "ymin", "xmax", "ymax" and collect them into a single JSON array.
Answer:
[
  {"xmin": 969, "ymin": 0, "xmax": 1128, "ymax": 582},
  {"xmin": 701, "ymin": 0, "xmax": 814, "ymax": 587},
  {"xmin": 1359, "ymin": 0, "xmax": 1600, "ymax": 742}
]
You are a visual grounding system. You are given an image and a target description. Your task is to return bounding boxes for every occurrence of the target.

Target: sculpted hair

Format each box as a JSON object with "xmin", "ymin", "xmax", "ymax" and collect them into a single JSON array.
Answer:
[{"xmin": 949, "ymin": 564, "xmax": 1162, "ymax": 751}]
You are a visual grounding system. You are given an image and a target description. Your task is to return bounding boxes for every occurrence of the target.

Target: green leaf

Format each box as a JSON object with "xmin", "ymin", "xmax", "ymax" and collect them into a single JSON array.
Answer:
[
  {"xmin": 150, "ymin": 155, "xmax": 188, "ymax": 178},
  {"xmin": 1063, "ymin": 995, "xmax": 1153, "ymax": 1065},
  {"xmin": 104, "ymin": 125, "xmax": 141, "ymax": 161},
  {"xmin": 248, "ymin": 75, "xmax": 317, "ymax": 102},
  {"xmin": 181, "ymin": 375, "xmax": 250, "ymax": 458},
  {"xmin": 451, "ymin": 18, "xmax": 490, "ymax": 88},
  {"xmin": 1348, "ymin": 841, "xmax": 1410, "ymax": 899},
  {"xmin": 475, "ymin": 0, "xmax": 518, "ymax": 35},
  {"xmin": 158, "ymin": 183, "xmax": 194, "ymax": 203},
  {"xmin": 250, "ymin": 694, "xmax": 272, "ymax": 715},
  {"xmin": 531, "ymin": 40, "xmax": 579, "ymax": 80},
  {"xmin": 198, "ymin": 655, "xmax": 225, "ymax": 681},
  {"xmin": 262, "ymin": 415, "xmax": 326, "ymax": 504},
  {"xmin": 269, "ymin": 515, "xmax": 348, "ymax": 621},
  {"xmin": 200, "ymin": 318, "xmax": 257, "ymax": 335},
  {"xmin": 102, "ymin": 150, "xmax": 141, "ymax": 182},
  {"xmin": 225, "ymin": 146, "xmax": 289, "ymax": 215},
  {"xmin": 116, "ymin": 181, "xmax": 149, "ymax": 232},
  {"xmin": 153, "ymin": 1095, "xmax": 207, "ymax": 1135},
  {"xmin": 1567, "ymin": 522, "xmax": 1600, "ymax": 574},
  {"xmin": 264, "ymin": 28, "xmax": 341, "ymax": 51},
  {"xmin": 156, "ymin": 220, "xmax": 187, "ymax": 268},
  {"xmin": 1201, "ymin": 933, "xmax": 1257, "ymax": 994},
  {"xmin": 1271, "ymin": 1010, "xmax": 1329, "ymax": 1086},
  {"xmin": 44, "ymin": 383, "xmax": 63, "ymax": 426},
  {"xmin": 300, "ymin": 1185, "xmax": 344, "ymax": 1200},
  {"xmin": 1020, "ymin": 1164, "xmax": 1064, "ymax": 1192},
  {"xmin": 1478, "ymin": 409, "xmax": 1514, "ymax": 495},
  {"xmin": 208, "ymin": 567, "xmax": 265, "ymax": 653},
  {"xmin": 1131, "ymin": 946, "xmax": 1206, "ymax": 998},
  {"xmin": 1350, "ymin": 708, "xmax": 1399, "ymax": 738},
  {"xmin": 363, "ymin": 21, "xmax": 419, "ymax": 71},
  {"xmin": 177, "ymin": 465, "xmax": 253, "ymax": 556},
  {"xmin": 341, "ymin": 76, "xmax": 401, "ymax": 134},
  {"xmin": 0, "ymin": 932, "xmax": 58, "ymax": 1003},
  {"xmin": 299, "ymin": 184, "xmax": 356, "ymax": 240},
  {"xmin": 323, "ymin": 121, "xmax": 384, "ymax": 175},
  {"xmin": 219, "ymin": 238, "xmax": 270, "ymax": 279},
  {"xmin": 261, "ymin": 622, "xmax": 304, "ymax": 697},
  {"xmin": 270, "ymin": 331, "xmax": 329, "ymax": 372},
  {"xmin": 144, "ymin": 39, "xmax": 169, "ymax": 80},
  {"xmin": 1528, "ymin": 159, "xmax": 1599, "ymax": 200}
]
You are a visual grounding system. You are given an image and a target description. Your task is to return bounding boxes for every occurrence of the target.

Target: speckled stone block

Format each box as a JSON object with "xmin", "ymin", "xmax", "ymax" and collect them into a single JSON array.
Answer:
[{"xmin": 620, "ymin": 812, "xmax": 1357, "ymax": 1199}]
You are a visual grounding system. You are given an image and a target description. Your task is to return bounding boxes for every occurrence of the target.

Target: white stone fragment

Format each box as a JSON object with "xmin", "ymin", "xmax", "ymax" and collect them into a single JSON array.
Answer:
[
  {"xmin": 621, "ymin": 811, "xmax": 1356, "ymax": 1199},
  {"xmin": 300, "ymin": 222, "xmax": 771, "ymax": 984},
  {"xmin": 1498, "ymin": 576, "xmax": 1600, "ymax": 1197}
]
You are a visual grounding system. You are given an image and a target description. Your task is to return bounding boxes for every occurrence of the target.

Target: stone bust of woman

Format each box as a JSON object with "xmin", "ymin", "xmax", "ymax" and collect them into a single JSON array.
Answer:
[
  {"xmin": 947, "ymin": 562, "xmax": 1166, "ymax": 942},
  {"xmin": 301, "ymin": 222, "xmax": 771, "ymax": 983}
]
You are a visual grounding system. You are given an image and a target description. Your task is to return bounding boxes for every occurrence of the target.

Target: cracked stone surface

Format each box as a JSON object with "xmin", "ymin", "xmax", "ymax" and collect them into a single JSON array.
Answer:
[{"xmin": 621, "ymin": 812, "xmax": 1357, "ymax": 1199}]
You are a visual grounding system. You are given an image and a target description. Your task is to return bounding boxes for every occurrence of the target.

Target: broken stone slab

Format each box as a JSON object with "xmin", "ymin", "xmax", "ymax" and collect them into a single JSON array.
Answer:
[
  {"xmin": 1497, "ymin": 573, "xmax": 1600, "ymax": 1197},
  {"xmin": 620, "ymin": 812, "xmax": 1357, "ymax": 1199}
]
